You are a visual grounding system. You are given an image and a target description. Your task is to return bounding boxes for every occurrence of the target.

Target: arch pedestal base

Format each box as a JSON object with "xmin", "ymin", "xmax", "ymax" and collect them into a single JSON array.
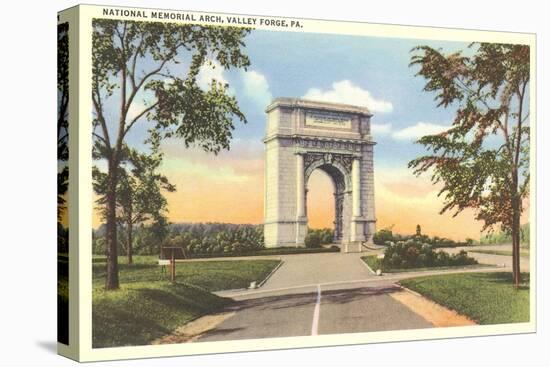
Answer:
[{"xmin": 341, "ymin": 242, "xmax": 364, "ymax": 253}]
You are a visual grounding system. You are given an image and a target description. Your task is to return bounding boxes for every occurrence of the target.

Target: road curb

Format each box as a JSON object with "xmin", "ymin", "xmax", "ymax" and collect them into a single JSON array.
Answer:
[
  {"xmin": 359, "ymin": 256, "xmax": 377, "ymax": 275},
  {"xmin": 211, "ymin": 259, "xmax": 285, "ymax": 295},
  {"xmin": 258, "ymin": 258, "xmax": 284, "ymax": 288},
  {"xmin": 396, "ymin": 283, "xmax": 424, "ymax": 298}
]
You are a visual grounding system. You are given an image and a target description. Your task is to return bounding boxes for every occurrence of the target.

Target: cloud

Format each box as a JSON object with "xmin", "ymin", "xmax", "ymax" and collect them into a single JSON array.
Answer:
[
  {"xmin": 303, "ymin": 80, "xmax": 393, "ymax": 113},
  {"xmin": 197, "ymin": 59, "xmax": 228, "ymax": 90},
  {"xmin": 241, "ymin": 70, "xmax": 272, "ymax": 110},
  {"xmin": 371, "ymin": 123, "xmax": 392, "ymax": 136},
  {"xmin": 126, "ymin": 98, "xmax": 152, "ymax": 122},
  {"xmin": 391, "ymin": 122, "xmax": 449, "ymax": 141},
  {"xmin": 369, "ymin": 121, "xmax": 449, "ymax": 141}
]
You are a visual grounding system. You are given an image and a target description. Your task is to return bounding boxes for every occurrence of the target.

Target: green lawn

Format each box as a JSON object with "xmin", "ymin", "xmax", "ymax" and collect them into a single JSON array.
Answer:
[
  {"xmin": 92, "ymin": 256, "xmax": 281, "ymax": 348},
  {"xmin": 468, "ymin": 249, "xmax": 530, "ymax": 258},
  {"xmin": 93, "ymin": 256, "xmax": 281, "ymax": 291},
  {"xmin": 400, "ymin": 272, "xmax": 530, "ymax": 324},
  {"xmin": 361, "ymin": 255, "xmax": 491, "ymax": 273},
  {"xmin": 362, "ymin": 255, "xmax": 383, "ymax": 272}
]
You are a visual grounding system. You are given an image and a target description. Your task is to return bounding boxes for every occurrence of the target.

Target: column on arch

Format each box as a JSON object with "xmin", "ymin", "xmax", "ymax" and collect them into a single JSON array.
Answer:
[
  {"xmin": 296, "ymin": 153, "xmax": 305, "ymax": 218},
  {"xmin": 295, "ymin": 153, "xmax": 308, "ymax": 245},
  {"xmin": 352, "ymin": 157, "xmax": 362, "ymax": 217},
  {"xmin": 350, "ymin": 156, "xmax": 365, "ymax": 243}
]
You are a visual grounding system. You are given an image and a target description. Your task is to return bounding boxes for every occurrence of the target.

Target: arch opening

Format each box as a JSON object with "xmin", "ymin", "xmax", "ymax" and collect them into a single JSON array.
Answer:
[{"xmin": 306, "ymin": 163, "xmax": 347, "ymax": 243}]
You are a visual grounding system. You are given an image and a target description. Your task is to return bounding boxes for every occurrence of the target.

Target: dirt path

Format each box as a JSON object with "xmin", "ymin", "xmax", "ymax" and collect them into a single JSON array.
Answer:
[
  {"xmin": 151, "ymin": 312, "xmax": 236, "ymax": 344},
  {"xmin": 390, "ymin": 288, "xmax": 476, "ymax": 327}
]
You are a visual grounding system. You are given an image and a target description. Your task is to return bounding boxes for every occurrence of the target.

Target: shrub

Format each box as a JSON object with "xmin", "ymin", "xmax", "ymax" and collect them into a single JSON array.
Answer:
[
  {"xmin": 319, "ymin": 229, "xmax": 334, "ymax": 244},
  {"xmin": 373, "ymin": 229, "xmax": 393, "ymax": 245},
  {"xmin": 381, "ymin": 240, "xmax": 477, "ymax": 269},
  {"xmin": 231, "ymin": 242, "xmax": 246, "ymax": 254},
  {"xmin": 305, "ymin": 230, "xmax": 321, "ymax": 248}
]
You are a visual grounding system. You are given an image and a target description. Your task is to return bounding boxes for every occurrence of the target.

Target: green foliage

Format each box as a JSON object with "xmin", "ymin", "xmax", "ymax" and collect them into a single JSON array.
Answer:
[
  {"xmin": 372, "ymin": 227, "xmax": 469, "ymax": 248},
  {"xmin": 305, "ymin": 230, "xmax": 321, "ymax": 248},
  {"xmin": 480, "ymin": 223, "xmax": 530, "ymax": 247},
  {"xmin": 401, "ymin": 272, "xmax": 530, "ymax": 324},
  {"xmin": 168, "ymin": 222, "xmax": 265, "ymax": 256},
  {"xmin": 93, "ymin": 222, "xmax": 267, "ymax": 257},
  {"xmin": 409, "ymin": 43, "xmax": 530, "ymax": 234},
  {"xmin": 93, "ymin": 134, "xmax": 176, "ymax": 261},
  {"xmin": 304, "ymin": 228, "xmax": 333, "ymax": 248},
  {"xmin": 91, "ymin": 19, "xmax": 253, "ymax": 289},
  {"xmin": 373, "ymin": 228, "xmax": 393, "ymax": 245},
  {"xmin": 57, "ymin": 222, "xmax": 69, "ymax": 254},
  {"xmin": 92, "ymin": 19, "xmax": 251, "ymax": 155},
  {"xmin": 380, "ymin": 240, "xmax": 477, "ymax": 270},
  {"xmin": 57, "ymin": 22, "xmax": 69, "ymax": 222}
]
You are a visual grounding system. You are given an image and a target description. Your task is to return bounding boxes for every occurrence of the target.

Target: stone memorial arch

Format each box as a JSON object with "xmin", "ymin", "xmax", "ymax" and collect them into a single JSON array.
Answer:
[{"xmin": 263, "ymin": 98, "xmax": 376, "ymax": 252}]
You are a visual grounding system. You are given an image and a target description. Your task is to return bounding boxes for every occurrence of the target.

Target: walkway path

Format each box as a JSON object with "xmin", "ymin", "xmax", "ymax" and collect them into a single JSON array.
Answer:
[{"xmin": 197, "ymin": 251, "xmax": 489, "ymax": 342}]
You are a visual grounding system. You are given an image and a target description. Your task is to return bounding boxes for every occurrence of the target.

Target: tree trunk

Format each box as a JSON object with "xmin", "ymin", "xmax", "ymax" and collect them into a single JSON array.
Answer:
[
  {"xmin": 511, "ymin": 170, "xmax": 521, "ymax": 289},
  {"xmin": 511, "ymin": 196, "xmax": 521, "ymax": 289},
  {"xmin": 127, "ymin": 209, "xmax": 133, "ymax": 265},
  {"xmin": 511, "ymin": 81, "xmax": 526, "ymax": 289},
  {"xmin": 105, "ymin": 158, "xmax": 120, "ymax": 290}
]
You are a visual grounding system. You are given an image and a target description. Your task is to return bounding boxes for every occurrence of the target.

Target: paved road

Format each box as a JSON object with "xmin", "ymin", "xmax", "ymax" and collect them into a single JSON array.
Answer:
[
  {"xmin": 196, "ymin": 247, "xmax": 524, "ymax": 342},
  {"xmin": 443, "ymin": 245, "xmax": 530, "ymax": 272},
  {"xmin": 200, "ymin": 283, "xmax": 431, "ymax": 341},
  {"xmin": 199, "ymin": 252, "xmax": 433, "ymax": 342},
  {"xmin": 261, "ymin": 252, "xmax": 376, "ymax": 290}
]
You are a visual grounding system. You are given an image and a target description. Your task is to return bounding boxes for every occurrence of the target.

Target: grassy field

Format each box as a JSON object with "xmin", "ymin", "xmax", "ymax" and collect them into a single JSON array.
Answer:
[
  {"xmin": 92, "ymin": 256, "xmax": 281, "ymax": 347},
  {"xmin": 468, "ymin": 249, "xmax": 530, "ymax": 258},
  {"xmin": 400, "ymin": 272, "xmax": 530, "ymax": 324},
  {"xmin": 361, "ymin": 255, "xmax": 491, "ymax": 273},
  {"xmin": 93, "ymin": 256, "xmax": 281, "ymax": 291}
]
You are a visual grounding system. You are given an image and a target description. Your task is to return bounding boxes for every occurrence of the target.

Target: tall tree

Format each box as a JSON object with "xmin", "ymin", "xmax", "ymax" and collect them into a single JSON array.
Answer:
[
  {"xmin": 57, "ymin": 23, "xmax": 69, "ymax": 222},
  {"xmin": 93, "ymin": 133, "xmax": 175, "ymax": 264},
  {"xmin": 409, "ymin": 43, "xmax": 530, "ymax": 287},
  {"xmin": 92, "ymin": 19, "xmax": 251, "ymax": 290}
]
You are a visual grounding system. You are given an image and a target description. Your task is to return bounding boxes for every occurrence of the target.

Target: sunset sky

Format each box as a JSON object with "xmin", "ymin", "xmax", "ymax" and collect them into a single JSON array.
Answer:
[{"xmin": 93, "ymin": 29, "xmax": 529, "ymax": 241}]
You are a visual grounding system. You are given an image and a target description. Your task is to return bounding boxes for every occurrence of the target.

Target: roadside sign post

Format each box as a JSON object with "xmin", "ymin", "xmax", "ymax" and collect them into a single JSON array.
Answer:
[{"xmin": 160, "ymin": 246, "xmax": 184, "ymax": 283}]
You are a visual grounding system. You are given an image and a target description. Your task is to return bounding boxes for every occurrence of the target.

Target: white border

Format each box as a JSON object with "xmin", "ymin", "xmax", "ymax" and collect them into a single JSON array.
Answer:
[{"xmin": 67, "ymin": 4, "xmax": 537, "ymax": 362}]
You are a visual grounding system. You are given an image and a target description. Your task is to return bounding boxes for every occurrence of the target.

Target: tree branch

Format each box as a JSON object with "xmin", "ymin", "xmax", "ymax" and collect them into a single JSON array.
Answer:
[
  {"xmin": 92, "ymin": 81, "xmax": 112, "ymax": 150},
  {"xmin": 93, "ymin": 132, "xmax": 109, "ymax": 146},
  {"xmin": 129, "ymin": 34, "xmax": 145, "ymax": 90},
  {"xmin": 514, "ymin": 79, "xmax": 528, "ymax": 169},
  {"xmin": 124, "ymin": 43, "xmax": 186, "ymax": 114},
  {"xmin": 122, "ymin": 101, "xmax": 159, "ymax": 139}
]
